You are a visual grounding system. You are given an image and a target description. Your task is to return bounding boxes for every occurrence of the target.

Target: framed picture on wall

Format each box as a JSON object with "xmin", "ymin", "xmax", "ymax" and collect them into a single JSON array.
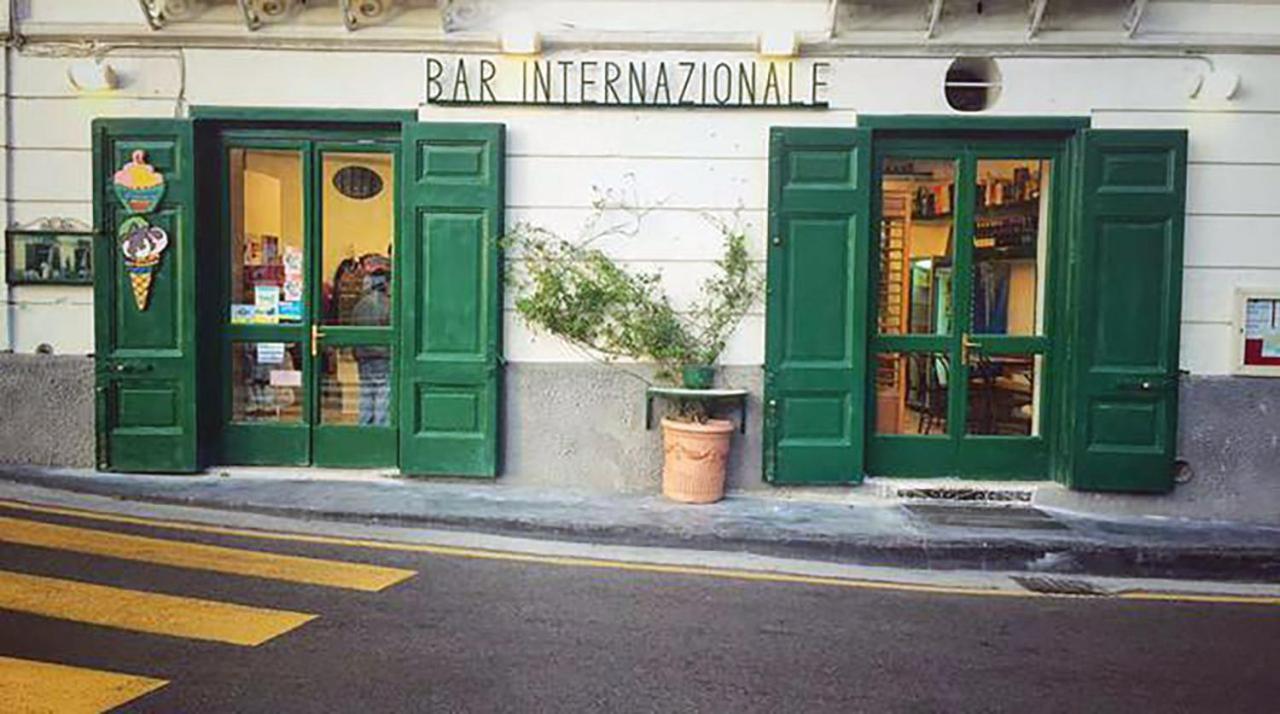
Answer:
[
  {"xmin": 1233, "ymin": 288, "xmax": 1280, "ymax": 377},
  {"xmin": 4, "ymin": 229, "xmax": 94, "ymax": 285}
]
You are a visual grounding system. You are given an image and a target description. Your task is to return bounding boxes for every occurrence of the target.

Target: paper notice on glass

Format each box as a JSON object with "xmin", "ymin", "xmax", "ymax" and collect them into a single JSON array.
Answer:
[
  {"xmin": 279, "ymin": 300, "xmax": 302, "ymax": 322},
  {"xmin": 282, "ymin": 276, "xmax": 304, "ymax": 302},
  {"xmin": 1245, "ymin": 299, "xmax": 1274, "ymax": 339},
  {"xmin": 283, "ymin": 246, "xmax": 303, "ymax": 275},
  {"xmin": 254, "ymin": 285, "xmax": 280, "ymax": 324},
  {"xmin": 269, "ymin": 369, "xmax": 302, "ymax": 387},
  {"xmin": 257, "ymin": 342, "xmax": 286, "ymax": 365},
  {"xmin": 1263, "ymin": 331, "xmax": 1280, "ymax": 358},
  {"xmin": 229, "ymin": 304, "xmax": 256, "ymax": 325}
]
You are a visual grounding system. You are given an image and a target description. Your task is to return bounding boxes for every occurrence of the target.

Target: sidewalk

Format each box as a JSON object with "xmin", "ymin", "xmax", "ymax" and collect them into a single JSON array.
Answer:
[{"xmin": 1, "ymin": 466, "xmax": 1277, "ymax": 583}]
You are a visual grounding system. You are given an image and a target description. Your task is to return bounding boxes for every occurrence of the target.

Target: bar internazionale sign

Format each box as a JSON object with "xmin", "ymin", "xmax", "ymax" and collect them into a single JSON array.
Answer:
[{"xmin": 427, "ymin": 56, "xmax": 831, "ymax": 108}]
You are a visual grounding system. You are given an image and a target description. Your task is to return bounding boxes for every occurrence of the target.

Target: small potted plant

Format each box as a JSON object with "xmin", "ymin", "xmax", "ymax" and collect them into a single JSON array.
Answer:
[{"xmin": 505, "ymin": 196, "xmax": 761, "ymax": 503}]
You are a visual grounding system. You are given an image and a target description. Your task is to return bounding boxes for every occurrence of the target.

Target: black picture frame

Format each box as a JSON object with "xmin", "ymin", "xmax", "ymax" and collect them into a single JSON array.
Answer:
[{"xmin": 5, "ymin": 229, "xmax": 95, "ymax": 285}]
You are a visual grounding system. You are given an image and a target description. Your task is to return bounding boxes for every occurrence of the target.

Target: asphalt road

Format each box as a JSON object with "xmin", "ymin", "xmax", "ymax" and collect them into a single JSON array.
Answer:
[{"xmin": 0, "ymin": 502, "xmax": 1277, "ymax": 713}]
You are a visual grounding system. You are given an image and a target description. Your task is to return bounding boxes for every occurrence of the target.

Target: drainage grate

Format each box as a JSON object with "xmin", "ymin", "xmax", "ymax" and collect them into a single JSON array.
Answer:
[
  {"xmin": 1012, "ymin": 575, "xmax": 1111, "ymax": 597},
  {"xmin": 905, "ymin": 504, "xmax": 1068, "ymax": 530},
  {"xmin": 894, "ymin": 487, "xmax": 1033, "ymax": 503}
]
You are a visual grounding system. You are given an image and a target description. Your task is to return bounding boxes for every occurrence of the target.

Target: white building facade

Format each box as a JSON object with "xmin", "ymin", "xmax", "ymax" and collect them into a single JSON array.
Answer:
[{"xmin": 1, "ymin": 0, "xmax": 1278, "ymax": 523}]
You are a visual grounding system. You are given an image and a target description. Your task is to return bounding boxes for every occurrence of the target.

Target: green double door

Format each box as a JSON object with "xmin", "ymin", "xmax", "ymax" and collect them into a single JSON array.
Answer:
[
  {"xmin": 218, "ymin": 133, "xmax": 400, "ymax": 467},
  {"xmin": 867, "ymin": 140, "xmax": 1064, "ymax": 477},
  {"xmin": 94, "ymin": 118, "xmax": 504, "ymax": 476},
  {"xmin": 765, "ymin": 127, "xmax": 1187, "ymax": 491}
]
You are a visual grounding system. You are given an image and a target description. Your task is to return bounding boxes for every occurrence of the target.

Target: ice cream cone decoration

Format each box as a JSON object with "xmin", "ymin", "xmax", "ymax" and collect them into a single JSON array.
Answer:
[
  {"xmin": 113, "ymin": 150, "xmax": 166, "ymax": 214},
  {"xmin": 119, "ymin": 216, "xmax": 169, "ymax": 311},
  {"xmin": 112, "ymin": 150, "xmax": 169, "ymax": 311},
  {"xmin": 126, "ymin": 255, "xmax": 161, "ymax": 311}
]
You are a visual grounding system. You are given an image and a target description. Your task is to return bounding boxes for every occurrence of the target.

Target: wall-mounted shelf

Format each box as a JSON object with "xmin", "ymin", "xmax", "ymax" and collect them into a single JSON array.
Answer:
[{"xmin": 645, "ymin": 387, "xmax": 749, "ymax": 433}]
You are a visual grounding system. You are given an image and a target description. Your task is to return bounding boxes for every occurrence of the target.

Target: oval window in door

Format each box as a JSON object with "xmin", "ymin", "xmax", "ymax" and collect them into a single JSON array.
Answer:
[{"xmin": 333, "ymin": 165, "xmax": 384, "ymax": 200}]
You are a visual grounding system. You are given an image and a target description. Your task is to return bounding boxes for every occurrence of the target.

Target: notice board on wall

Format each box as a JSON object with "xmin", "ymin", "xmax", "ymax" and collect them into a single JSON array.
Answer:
[{"xmin": 1235, "ymin": 290, "xmax": 1280, "ymax": 376}]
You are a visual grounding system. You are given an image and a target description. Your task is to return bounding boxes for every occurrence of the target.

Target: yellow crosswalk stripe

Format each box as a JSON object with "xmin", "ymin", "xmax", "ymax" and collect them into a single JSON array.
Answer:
[
  {"xmin": 0, "ymin": 570, "xmax": 315, "ymax": 646},
  {"xmin": 0, "ymin": 515, "xmax": 414, "ymax": 592},
  {"xmin": 0, "ymin": 655, "xmax": 166, "ymax": 714}
]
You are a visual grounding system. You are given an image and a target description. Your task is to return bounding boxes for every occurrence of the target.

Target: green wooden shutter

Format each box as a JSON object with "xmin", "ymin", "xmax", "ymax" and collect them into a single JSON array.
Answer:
[
  {"xmin": 1064, "ymin": 130, "xmax": 1188, "ymax": 492},
  {"xmin": 92, "ymin": 119, "xmax": 200, "ymax": 473},
  {"xmin": 398, "ymin": 123, "xmax": 504, "ymax": 476},
  {"xmin": 764, "ymin": 127, "xmax": 871, "ymax": 484}
]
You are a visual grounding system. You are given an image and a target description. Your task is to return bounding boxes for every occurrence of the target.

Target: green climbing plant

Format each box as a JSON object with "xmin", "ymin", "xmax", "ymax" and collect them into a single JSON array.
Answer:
[{"xmin": 504, "ymin": 187, "xmax": 763, "ymax": 389}]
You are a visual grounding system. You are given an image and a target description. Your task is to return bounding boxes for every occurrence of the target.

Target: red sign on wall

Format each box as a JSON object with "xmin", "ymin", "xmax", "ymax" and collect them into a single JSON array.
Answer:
[{"xmin": 1243, "ymin": 297, "xmax": 1280, "ymax": 367}]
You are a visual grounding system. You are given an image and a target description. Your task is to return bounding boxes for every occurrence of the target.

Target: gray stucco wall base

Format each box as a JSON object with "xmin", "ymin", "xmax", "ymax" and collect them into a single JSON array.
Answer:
[
  {"xmin": 1037, "ymin": 376, "xmax": 1280, "ymax": 525},
  {"xmin": 0, "ymin": 354, "xmax": 95, "ymax": 468},
  {"xmin": 1, "ymin": 357, "xmax": 1276, "ymax": 524},
  {"xmin": 500, "ymin": 363, "xmax": 764, "ymax": 493}
]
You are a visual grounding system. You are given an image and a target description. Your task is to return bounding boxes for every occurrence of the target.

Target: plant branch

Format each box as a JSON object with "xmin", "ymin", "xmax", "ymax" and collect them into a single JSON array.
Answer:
[{"xmin": 504, "ymin": 185, "xmax": 763, "ymax": 403}]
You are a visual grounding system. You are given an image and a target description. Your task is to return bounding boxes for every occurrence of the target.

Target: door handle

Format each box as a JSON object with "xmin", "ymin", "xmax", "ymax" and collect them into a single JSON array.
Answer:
[
  {"xmin": 310, "ymin": 324, "xmax": 326, "ymax": 357},
  {"xmin": 1120, "ymin": 375, "xmax": 1179, "ymax": 392},
  {"xmin": 961, "ymin": 333, "xmax": 982, "ymax": 364},
  {"xmin": 111, "ymin": 362, "xmax": 152, "ymax": 374}
]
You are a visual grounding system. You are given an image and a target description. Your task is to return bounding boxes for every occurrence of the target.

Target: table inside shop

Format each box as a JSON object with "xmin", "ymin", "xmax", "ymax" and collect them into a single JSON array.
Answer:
[
  {"xmin": 644, "ymin": 387, "xmax": 750, "ymax": 433},
  {"xmin": 969, "ymin": 355, "xmax": 1035, "ymax": 434}
]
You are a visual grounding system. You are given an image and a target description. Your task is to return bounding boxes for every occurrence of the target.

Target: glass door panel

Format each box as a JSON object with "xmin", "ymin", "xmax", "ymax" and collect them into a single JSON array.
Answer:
[
  {"xmin": 222, "ymin": 145, "xmax": 311, "ymax": 465},
  {"xmin": 311, "ymin": 148, "xmax": 397, "ymax": 467},
  {"xmin": 869, "ymin": 145, "xmax": 1061, "ymax": 478},
  {"xmin": 877, "ymin": 159, "xmax": 956, "ymax": 337},
  {"xmin": 319, "ymin": 345, "xmax": 392, "ymax": 426},
  {"xmin": 219, "ymin": 140, "xmax": 398, "ymax": 468},
  {"xmin": 230, "ymin": 342, "xmax": 305, "ymax": 423},
  {"xmin": 874, "ymin": 157, "xmax": 959, "ymax": 455},
  {"xmin": 229, "ymin": 149, "xmax": 306, "ymax": 326},
  {"xmin": 970, "ymin": 159, "xmax": 1050, "ymax": 337},
  {"xmin": 320, "ymin": 152, "xmax": 394, "ymax": 327},
  {"xmin": 965, "ymin": 353, "xmax": 1041, "ymax": 436},
  {"xmin": 963, "ymin": 158, "xmax": 1052, "ymax": 440},
  {"xmin": 874, "ymin": 351, "xmax": 950, "ymax": 436}
]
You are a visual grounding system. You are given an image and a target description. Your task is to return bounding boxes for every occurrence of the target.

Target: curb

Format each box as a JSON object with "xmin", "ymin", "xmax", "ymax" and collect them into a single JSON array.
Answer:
[{"xmin": 1, "ymin": 470, "xmax": 1277, "ymax": 583}]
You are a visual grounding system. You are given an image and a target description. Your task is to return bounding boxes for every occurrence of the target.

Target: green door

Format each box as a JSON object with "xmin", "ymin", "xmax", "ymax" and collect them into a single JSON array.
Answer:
[
  {"xmin": 92, "ymin": 119, "xmax": 200, "ymax": 473},
  {"xmin": 218, "ymin": 133, "xmax": 399, "ymax": 467},
  {"xmin": 398, "ymin": 123, "xmax": 504, "ymax": 477},
  {"xmin": 764, "ymin": 127, "xmax": 872, "ymax": 484},
  {"xmin": 866, "ymin": 139, "xmax": 1065, "ymax": 478},
  {"xmin": 311, "ymin": 142, "xmax": 399, "ymax": 466},
  {"xmin": 1063, "ymin": 130, "xmax": 1187, "ymax": 492}
]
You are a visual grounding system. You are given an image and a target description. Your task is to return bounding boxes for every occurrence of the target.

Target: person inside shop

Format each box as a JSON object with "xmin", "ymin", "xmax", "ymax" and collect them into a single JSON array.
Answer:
[{"xmin": 351, "ymin": 268, "xmax": 391, "ymax": 426}]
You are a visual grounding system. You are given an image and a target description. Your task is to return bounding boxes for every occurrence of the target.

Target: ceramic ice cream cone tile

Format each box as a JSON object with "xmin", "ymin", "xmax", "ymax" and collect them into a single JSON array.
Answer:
[
  {"xmin": 113, "ymin": 149, "xmax": 167, "ymax": 214},
  {"xmin": 129, "ymin": 265, "xmax": 154, "ymax": 311},
  {"xmin": 118, "ymin": 216, "xmax": 169, "ymax": 312}
]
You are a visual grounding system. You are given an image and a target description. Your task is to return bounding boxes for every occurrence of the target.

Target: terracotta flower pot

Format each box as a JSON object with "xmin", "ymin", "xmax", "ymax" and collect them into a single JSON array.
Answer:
[{"xmin": 660, "ymin": 417, "xmax": 734, "ymax": 504}]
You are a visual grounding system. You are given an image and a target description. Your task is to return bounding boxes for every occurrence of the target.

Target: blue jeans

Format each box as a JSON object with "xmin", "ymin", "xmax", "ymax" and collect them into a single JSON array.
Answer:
[{"xmin": 356, "ymin": 356, "xmax": 390, "ymax": 426}]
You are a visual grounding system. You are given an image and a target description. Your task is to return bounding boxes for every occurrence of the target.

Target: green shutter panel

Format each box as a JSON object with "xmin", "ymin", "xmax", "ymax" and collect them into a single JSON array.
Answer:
[
  {"xmin": 764, "ymin": 127, "xmax": 871, "ymax": 484},
  {"xmin": 1065, "ymin": 130, "xmax": 1187, "ymax": 492},
  {"xmin": 398, "ymin": 123, "xmax": 504, "ymax": 476},
  {"xmin": 92, "ymin": 119, "xmax": 200, "ymax": 472}
]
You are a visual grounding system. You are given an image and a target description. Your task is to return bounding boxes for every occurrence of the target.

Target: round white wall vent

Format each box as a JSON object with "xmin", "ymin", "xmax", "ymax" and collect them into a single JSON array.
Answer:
[{"xmin": 944, "ymin": 57, "xmax": 1002, "ymax": 112}]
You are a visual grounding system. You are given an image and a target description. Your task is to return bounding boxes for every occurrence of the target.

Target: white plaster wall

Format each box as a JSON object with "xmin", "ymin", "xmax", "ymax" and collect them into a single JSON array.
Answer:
[
  {"xmin": 450, "ymin": 52, "xmax": 1280, "ymax": 373},
  {"xmin": 17, "ymin": 0, "xmax": 144, "ymax": 26},
  {"xmin": 4, "ymin": 46, "xmax": 1279, "ymax": 375},
  {"xmin": 5, "ymin": 50, "xmax": 183, "ymax": 354}
]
